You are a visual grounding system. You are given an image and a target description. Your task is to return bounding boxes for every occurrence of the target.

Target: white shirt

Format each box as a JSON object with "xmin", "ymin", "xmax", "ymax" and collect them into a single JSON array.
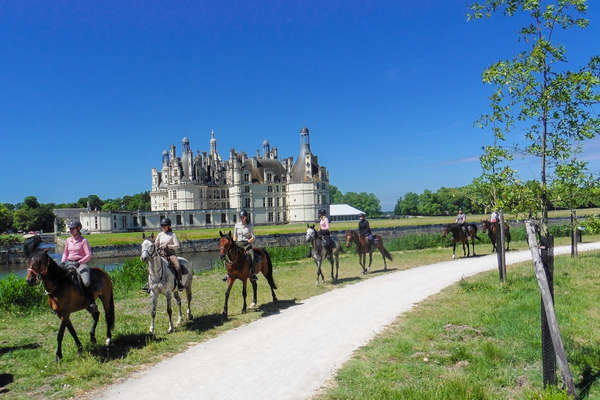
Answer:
[
  {"xmin": 156, "ymin": 231, "xmax": 180, "ymax": 250},
  {"xmin": 234, "ymin": 222, "xmax": 254, "ymax": 242}
]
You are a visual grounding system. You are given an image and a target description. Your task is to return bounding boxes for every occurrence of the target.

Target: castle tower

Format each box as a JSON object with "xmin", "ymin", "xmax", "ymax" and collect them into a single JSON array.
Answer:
[
  {"xmin": 181, "ymin": 137, "xmax": 193, "ymax": 180},
  {"xmin": 169, "ymin": 144, "xmax": 176, "ymax": 163},
  {"xmin": 262, "ymin": 139, "xmax": 270, "ymax": 158},
  {"xmin": 210, "ymin": 129, "xmax": 217, "ymax": 157}
]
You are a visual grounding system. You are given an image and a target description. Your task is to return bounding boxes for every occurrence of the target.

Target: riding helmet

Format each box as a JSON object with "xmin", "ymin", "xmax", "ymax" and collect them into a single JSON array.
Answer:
[
  {"xmin": 68, "ymin": 220, "xmax": 82, "ymax": 230},
  {"xmin": 319, "ymin": 209, "xmax": 327, "ymax": 217},
  {"xmin": 160, "ymin": 217, "xmax": 172, "ymax": 227},
  {"xmin": 239, "ymin": 210, "xmax": 249, "ymax": 218}
]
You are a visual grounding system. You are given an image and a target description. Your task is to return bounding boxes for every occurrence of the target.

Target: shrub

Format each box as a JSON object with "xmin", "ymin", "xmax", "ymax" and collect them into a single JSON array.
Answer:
[
  {"xmin": 109, "ymin": 258, "xmax": 147, "ymax": 296},
  {"xmin": 0, "ymin": 274, "xmax": 46, "ymax": 311},
  {"xmin": 0, "ymin": 234, "xmax": 23, "ymax": 248}
]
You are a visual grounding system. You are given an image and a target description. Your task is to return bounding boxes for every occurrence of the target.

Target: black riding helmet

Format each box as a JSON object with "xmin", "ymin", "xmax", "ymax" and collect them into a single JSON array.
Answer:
[
  {"xmin": 68, "ymin": 220, "xmax": 82, "ymax": 230},
  {"xmin": 160, "ymin": 217, "xmax": 172, "ymax": 227},
  {"xmin": 239, "ymin": 210, "xmax": 249, "ymax": 218},
  {"xmin": 319, "ymin": 209, "xmax": 327, "ymax": 217}
]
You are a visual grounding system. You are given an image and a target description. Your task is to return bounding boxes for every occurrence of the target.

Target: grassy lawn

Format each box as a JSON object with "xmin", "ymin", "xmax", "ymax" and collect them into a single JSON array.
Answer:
[
  {"xmin": 63, "ymin": 207, "xmax": 600, "ymax": 247},
  {"xmin": 317, "ymin": 252, "xmax": 600, "ymax": 399},
  {"xmin": 1, "ymin": 235, "xmax": 598, "ymax": 398}
]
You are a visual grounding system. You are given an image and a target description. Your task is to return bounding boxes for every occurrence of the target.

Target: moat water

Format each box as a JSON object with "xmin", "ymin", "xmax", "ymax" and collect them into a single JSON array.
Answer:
[{"xmin": 0, "ymin": 244, "xmax": 222, "ymax": 279}]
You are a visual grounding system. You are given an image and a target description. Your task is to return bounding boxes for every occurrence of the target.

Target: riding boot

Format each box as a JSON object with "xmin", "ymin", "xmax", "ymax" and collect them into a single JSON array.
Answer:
[
  {"xmin": 247, "ymin": 254, "xmax": 258, "ymax": 281},
  {"xmin": 306, "ymin": 248, "xmax": 312, "ymax": 258},
  {"xmin": 141, "ymin": 282, "xmax": 150, "ymax": 294},
  {"xmin": 85, "ymin": 286, "xmax": 97, "ymax": 311}
]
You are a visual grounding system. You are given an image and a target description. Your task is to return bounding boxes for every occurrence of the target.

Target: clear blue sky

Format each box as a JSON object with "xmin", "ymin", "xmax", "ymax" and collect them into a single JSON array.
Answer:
[{"xmin": 2, "ymin": 1, "xmax": 600, "ymax": 210}]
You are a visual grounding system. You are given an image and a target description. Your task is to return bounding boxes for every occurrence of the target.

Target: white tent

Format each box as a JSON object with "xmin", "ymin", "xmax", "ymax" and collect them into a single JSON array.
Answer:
[{"xmin": 329, "ymin": 204, "xmax": 364, "ymax": 221}]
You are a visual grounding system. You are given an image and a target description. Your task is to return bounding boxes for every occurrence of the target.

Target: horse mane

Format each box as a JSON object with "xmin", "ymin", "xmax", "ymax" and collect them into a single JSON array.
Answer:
[{"xmin": 31, "ymin": 250, "xmax": 70, "ymax": 284}]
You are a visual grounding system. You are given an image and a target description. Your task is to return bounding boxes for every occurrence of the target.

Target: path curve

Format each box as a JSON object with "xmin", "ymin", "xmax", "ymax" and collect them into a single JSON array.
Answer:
[{"xmin": 98, "ymin": 243, "xmax": 600, "ymax": 400}]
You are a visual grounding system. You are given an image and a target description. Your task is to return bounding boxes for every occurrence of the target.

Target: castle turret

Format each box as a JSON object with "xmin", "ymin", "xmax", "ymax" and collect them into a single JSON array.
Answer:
[
  {"xmin": 262, "ymin": 139, "xmax": 270, "ymax": 158},
  {"xmin": 169, "ymin": 144, "xmax": 176, "ymax": 163},
  {"xmin": 210, "ymin": 129, "xmax": 217, "ymax": 157}
]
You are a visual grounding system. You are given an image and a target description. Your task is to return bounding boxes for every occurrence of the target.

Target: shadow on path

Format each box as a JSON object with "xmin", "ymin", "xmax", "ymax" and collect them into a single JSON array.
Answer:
[
  {"xmin": 91, "ymin": 333, "xmax": 164, "ymax": 362},
  {"xmin": 331, "ymin": 277, "xmax": 361, "ymax": 285},
  {"xmin": 184, "ymin": 313, "xmax": 225, "ymax": 333},
  {"xmin": 258, "ymin": 299, "xmax": 301, "ymax": 317}
]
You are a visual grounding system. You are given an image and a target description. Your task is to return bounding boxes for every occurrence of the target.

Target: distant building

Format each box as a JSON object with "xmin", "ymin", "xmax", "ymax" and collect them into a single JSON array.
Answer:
[
  {"xmin": 329, "ymin": 204, "xmax": 364, "ymax": 222},
  {"xmin": 79, "ymin": 127, "xmax": 330, "ymax": 233}
]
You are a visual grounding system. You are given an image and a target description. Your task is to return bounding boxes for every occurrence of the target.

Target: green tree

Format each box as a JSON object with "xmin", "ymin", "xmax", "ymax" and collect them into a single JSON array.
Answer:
[
  {"xmin": 394, "ymin": 192, "xmax": 420, "ymax": 215},
  {"xmin": 344, "ymin": 192, "xmax": 381, "ymax": 217},
  {"xmin": 328, "ymin": 185, "xmax": 345, "ymax": 204},
  {"xmin": 23, "ymin": 196, "xmax": 40, "ymax": 209},
  {"xmin": 0, "ymin": 204, "xmax": 13, "ymax": 232}
]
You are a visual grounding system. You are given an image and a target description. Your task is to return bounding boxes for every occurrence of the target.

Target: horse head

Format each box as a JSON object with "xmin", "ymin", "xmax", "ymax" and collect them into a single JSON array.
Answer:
[
  {"xmin": 140, "ymin": 233, "xmax": 156, "ymax": 263},
  {"xmin": 480, "ymin": 220, "xmax": 489, "ymax": 233},
  {"xmin": 305, "ymin": 224, "xmax": 317, "ymax": 242},
  {"xmin": 441, "ymin": 224, "xmax": 449, "ymax": 238},
  {"xmin": 218, "ymin": 231, "xmax": 234, "ymax": 261},
  {"xmin": 344, "ymin": 230, "xmax": 354, "ymax": 247},
  {"xmin": 26, "ymin": 248, "xmax": 50, "ymax": 286}
]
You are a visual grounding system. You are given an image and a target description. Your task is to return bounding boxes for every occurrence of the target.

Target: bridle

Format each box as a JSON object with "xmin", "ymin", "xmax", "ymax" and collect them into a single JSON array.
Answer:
[
  {"xmin": 27, "ymin": 254, "xmax": 56, "ymax": 295},
  {"xmin": 219, "ymin": 236, "xmax": 240, "ymax": 265}
]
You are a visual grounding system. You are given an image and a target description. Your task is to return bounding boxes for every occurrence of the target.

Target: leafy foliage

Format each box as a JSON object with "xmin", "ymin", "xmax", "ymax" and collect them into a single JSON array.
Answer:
[{"xmin": 329, "ymin": 185, "xmax": 382, "ymax": 217}]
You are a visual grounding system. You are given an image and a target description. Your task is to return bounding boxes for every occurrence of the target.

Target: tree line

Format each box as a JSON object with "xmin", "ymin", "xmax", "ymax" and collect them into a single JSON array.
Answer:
[
  {"xmin": 328, "ymin": 185, "xmax": 382, "ymax": 217},
  {"xmin": 0, "ymin": 192, "xmax": 151, "ymax": 233}
]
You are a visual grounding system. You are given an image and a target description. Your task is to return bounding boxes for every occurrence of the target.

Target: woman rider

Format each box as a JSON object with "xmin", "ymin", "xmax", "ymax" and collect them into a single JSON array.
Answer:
[
  {"xmin": 358, "ymin": 213, "xmax": 374, "ymax": 248},
  {"xmin": 156, "ymin": 217, "xmax": 184, "ymax": 290},
  {"xmin": 319, "ymin": 209, "xmax": 333, "ymax": 250},
  {"xmin": 233, "ymin": 210, "xmax": 257, "ymax": 281},
  {"xmin": 62, "ymin": 220, "xmax": 95, "ymax": 308}
]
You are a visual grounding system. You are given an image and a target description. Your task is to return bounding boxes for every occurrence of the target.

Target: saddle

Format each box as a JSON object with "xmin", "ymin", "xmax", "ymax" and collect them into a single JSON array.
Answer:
[
  {"xmin": 63, "ymin": 261, "xmax": 86, "ymax": 296},
  {"xmin": 159, "ymin": 256, "xmax": 189, "ymax": 276}
]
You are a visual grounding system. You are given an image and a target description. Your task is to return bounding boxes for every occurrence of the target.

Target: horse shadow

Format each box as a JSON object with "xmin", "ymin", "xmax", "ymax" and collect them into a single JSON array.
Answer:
[
  {"xmin": 566, "ymin": 343, "xmax": 600, "ymax": 399},
  {"xmin": 90, "ymin": 333, "xmax": 164, "ymax": 362},
  {"xmin": 0, "ymin": 343, "xmax": 39, "ymax": 356},
  {"xmin": 257, "ymin": 298, "xmax": 301, "ymax": 317},
  {"xmin": 331, "ymin": 276, "xmax": 361, "ymax": 285},
  {"xmin": 0, "ymin": 373, "xmax": 14, "ymax": 395},
  {"xmin": 184, "ymin": 313, "xmax": 225, "ymax": 333},
  {"xmin": 369, "ymin": 267, "xmax": 399, "ymax": 274}
]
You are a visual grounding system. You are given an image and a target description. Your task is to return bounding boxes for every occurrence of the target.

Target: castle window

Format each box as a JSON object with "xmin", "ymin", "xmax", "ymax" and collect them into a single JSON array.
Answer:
[
  {"xmin": 233, "ymin": 214, "xmax": 237, "ymax": 223},
  {"xmin": 244, "ymin": 186, "xmax": 250, "ymax": 193},
  {"xmin": 267, "ymin": 186, "xmax": 273, "ymax": 193},
  {"xmin": 277, "ymin": 212, "xmax": 280, "ymax": 222},
  {"xmin": 276, "ymin": 185, "xmax": 279, "ymax": 192},
  {"xmin": 268, "ymin": 212, "xmax": 273, "ymax": 222},
  {"xmin": 276, "ymin": 197, "xmax": 280, "ymax": 207},
  {"xmin": 176, "ymin": 215, "xmax": 182, "ymax": 225},
  {"xmin": 262, "ymin": 198, "xmax": 266, "ymax": 207},
  {"xmin": 268, "ymin": 198, "xmax": 273, "ymax": 207},
  {"xmin": 94, "ymin": 216, "xmax": 98, "ymax": 230},
  {"xmin": 283, "ymin": 212, "xmax": 287, "ymax": 222},
  {"xmin": 282, "ymin": 185, "xmax": 286, "ymax": 192},
  {"xmin": 283, "ymin": 198, "xmax": 286, "ymax": 206},
  {"xmin": 133, "ymin": 216, "xmax": 138, "ymax": 227},
  {"xmin": 173, "ymin": 191, "xmax": 177, "ymax": 199},
  {"xmin": 244, "ymin": 198, "xmax": 251, "ymax": 208},
  {"xmin": 244, "ymin": 174, "xmax": 249, "ymax": 183},
  {"xmin": 221, "ymin": 213, "xmax": 226, "ymax": 223},
  {"xmin": 267, "ymin": 173, "xmax": 272, "ymax": 183},
  {"xmin": 206, "ymin": 214, "xmax": 212, "ymax": 224},
  {"xmin": 189, "ymin": 214, "xmax": 194, "ymax": 224},
  {"xmin": 174, "ymin": 203, "xmax": 177, "ymax": 210},
  {"xmin": 142, "ymin": 216, "xmax": 146, "ymax": 226}
]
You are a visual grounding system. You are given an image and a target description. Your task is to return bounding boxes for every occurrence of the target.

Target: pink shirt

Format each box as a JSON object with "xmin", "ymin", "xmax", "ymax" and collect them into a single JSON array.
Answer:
[
  {"xmin": 320, "ymin": 217, "xmax": 330, "ymax": 230},
  {"xmin": 62, "ymin": 235, "xmax": 92, "ymax": 264}
]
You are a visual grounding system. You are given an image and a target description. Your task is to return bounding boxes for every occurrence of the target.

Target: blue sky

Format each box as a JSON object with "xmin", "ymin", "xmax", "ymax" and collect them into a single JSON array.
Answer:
[{"xmin": 2, "ymin": 1, "xmax": 600, "ymax": 210}]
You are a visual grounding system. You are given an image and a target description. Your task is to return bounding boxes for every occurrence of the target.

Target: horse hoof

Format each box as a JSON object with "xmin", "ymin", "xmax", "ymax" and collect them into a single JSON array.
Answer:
[
  {"xmin": 77, "ymin": 346, "xmax": 83, "ymax": 355},
  {"xmin": 167, "ymin": 327, "xmax": 173, "ymax": 334},
  {"xmin": 56, "ymin": 353, "xmax": 62, "ymax": 362},
  {"xmin": 222, "ymin": 312, "xmax": 228, "ymax": 320},
  {"xmin": 105, "ymin": 338, "xmax": 112, "ymax": 346},
  {"xmin": 250, "ymin": 302, "xmax": 257, "ymax": 309},
  {"xmin": 188, "ymin": 313, "xmax": 193, "ymax": 320},
  {"xmin": 90, "ymin": 336, "xmax": 96, "ymax": 345},
  {"xmin": 452, "ymin": 255, "xmax": 456, "ymax": 260}
]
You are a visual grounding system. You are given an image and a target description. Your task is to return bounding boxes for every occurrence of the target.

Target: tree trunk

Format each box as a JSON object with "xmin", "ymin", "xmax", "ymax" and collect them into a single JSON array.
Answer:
[
  {"xmin": 525, "ymin": 221, "xmax": 575, "ymax": 397},
  {"xmin": 570, "ymin": 209, "xmax": 575, "ymax": 258},
  {"xmin": 498, "ymin": 211, "xmax": 507, "ymax": 281}
]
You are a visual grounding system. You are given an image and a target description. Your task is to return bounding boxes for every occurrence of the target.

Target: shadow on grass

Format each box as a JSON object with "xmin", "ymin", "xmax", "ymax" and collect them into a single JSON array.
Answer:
[
  {"xmin": 331, "ymin": 276, "xmax": 361, "ymax": 285},
  {"xmin": 91, "ymin": 333, "xmax": 164, "ymax": 362},
  {"xmin": 368, "ymin": 267, "xmax": 399, "ymax": 274},
  {"xmin": 183, "ymin": 313, "xmax": 225, "ymax": 333},
  {"xmin": 257, "ymin": 298, "xmax": 301, "ymax": 317},
  {"xmin": 568, "ymin": 343, "xmax": 600, "ymax": 399},
  {"xmin": 0, "ymin": 373, "xmax": 14, "ymax": 394},
  {"xmin": 0, "ymin": 343, "xmax": 40, "ymax": 356}
]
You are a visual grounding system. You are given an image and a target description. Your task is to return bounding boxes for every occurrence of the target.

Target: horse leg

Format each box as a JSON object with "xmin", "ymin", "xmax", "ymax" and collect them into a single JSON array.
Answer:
[
  {"xmin": 452, "ymin": 242, "xmax": 456, "ymax": 259},
  {"xmin": 379, "ymin": 246, "xmax": 387, "ymax": 271},
  {"xmin": 173, "ymin": 290, "xmax": 183, "ymax": 327},
  {"xmin": 56, "ymin": 318, "xmax": 67, "ymax": 362},
  {"xmin": 65, "ymin": 318, "xmax": 83, "ymax": 354},
  {"xmin": 329, "ymin": 254, "xmax": 335, "ymax": 281},
  {"xmin": 185, "ymin": 284, "xmax": 193, "ymax": 320},
  {"xmin": 250, "ymin": 279, "xmax": 258, "ymax": 308},
  {"xmin": 335, "ymin": 254, "xmax": 339, "ymax": 280},
  {"xmin": 87, "ymin": 304, "xmax": 100, "ymax": 345},
  {"xmin": 360, "ymin": 253, "xmax": 367, "ymax": 274},
  {"xmin": 223, "ymin": 279, "xmax": 233, "ymax": 319},
  {"xmin": 166, "ymin": 293, "xmax": 174, "ymax": 334},
  {"xmin": 315, "ymin": 259, "xmax": 322, "ymax": 286},
  {"xmin": 241, "ymin": 279, "xmax": 248, "ymax": 314},
  {"xmin": 472, "ymin": 239, "xmax": 476, "ymax": 256},
  {"xmin": 149, "ymin": 290, "xmax": 157, "ymax": 334},
  {"xmin": 368, "ymin": 251, "xmax": 373, "ymax": 272}
]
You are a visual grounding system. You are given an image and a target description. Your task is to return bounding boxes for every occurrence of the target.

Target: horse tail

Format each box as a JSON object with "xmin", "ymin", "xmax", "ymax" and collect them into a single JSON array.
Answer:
[
  {"xmin": 101, "ymin": 275, "xmax": 115, "ymax": 331},
  {"xmin": 474, "ymin": 235, "xmax": 482, "ymax": 242},
  {"xmin": 381, "ymin": 246, "xmax": 393, "ymax": 261},
  {"xmin": 263, "ymin": 251, "xmax": 277, "ymax": 290}
]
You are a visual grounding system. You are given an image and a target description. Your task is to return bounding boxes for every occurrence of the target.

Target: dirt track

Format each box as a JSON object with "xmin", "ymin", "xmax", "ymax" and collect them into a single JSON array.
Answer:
[{"xmin": 98, "ymin": 243, "xmax": 600, "ymax": 400}]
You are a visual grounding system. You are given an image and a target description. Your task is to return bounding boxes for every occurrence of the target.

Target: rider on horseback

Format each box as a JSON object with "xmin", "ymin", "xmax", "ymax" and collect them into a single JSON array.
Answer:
[
  {"xmin": 157, "ymin": 217, "xmax": 184, "ymax": 291},
  {"xmin": 62, "ymin": 220, "xmax": 95, "ymax": 308},
  {"xmin": 318, "ymin": 209, "xmax": 334, "ymax": 251},
  {"xmin": 233, "ymin": 210, "xmax": 258, "ymax": 282},
  {"xmin": 358, "ymin": 213, "xmax": 374, "ymax": 248},
  {"xmin": 456, "ymin": 208, "xmax": 467, "ymax": 236}
]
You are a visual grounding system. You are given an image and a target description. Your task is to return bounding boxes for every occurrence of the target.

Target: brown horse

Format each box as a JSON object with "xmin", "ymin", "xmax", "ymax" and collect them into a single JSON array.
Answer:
[
  {"xmin": 25, "ymin": 249, "xmax": 115, "ymax": 361},
  {"xmin": 218, "ymin": 231, "xmax": 278, "ymax": 318},
  {"xmin": 480, "ymin": 220, "xmax": 511, "ymax": 252},
  {"xmin": 441, "ymin": 223, "xmax": 481, "ymax": 258},
  {"xmin": 344, "ymin": 230, "xmax": 393, "ymax": 274}
]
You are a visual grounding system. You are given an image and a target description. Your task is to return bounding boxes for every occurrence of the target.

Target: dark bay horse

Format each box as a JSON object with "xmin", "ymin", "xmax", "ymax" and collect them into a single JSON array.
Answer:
[
  {"xmin": 305, "ymin": 225, "xmax": 343, "ymax": 285},
  {"xmin": 344, "ymin": 230, "xmax": 393, "ymax": 274},
  {"xmin": 441, "ymin": 223, "xmax": 481, "ymax": 259},
  {"xmin": 480, "ymin": 220, "xmax": 511, "ymax": 252},
  {"xmin": 218, "ymin": 231, "xmax": 278, "ymax": 318},
  {"xmin": 26, "ymin": 249, "xmax": 115, "ymax": 361}
]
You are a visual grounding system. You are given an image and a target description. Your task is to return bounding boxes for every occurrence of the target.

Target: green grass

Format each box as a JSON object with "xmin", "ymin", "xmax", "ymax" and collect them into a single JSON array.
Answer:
[
  {"xmin": 317, "ymin": 253, "xmax": 600, "ymax": 400},
  {"xmin": 60, "ymin": 207, "xmax": 600, "ymax": 247},
  {"xmin": 1, "ymin": 235, "xmax": 599, "ymax": 398}
]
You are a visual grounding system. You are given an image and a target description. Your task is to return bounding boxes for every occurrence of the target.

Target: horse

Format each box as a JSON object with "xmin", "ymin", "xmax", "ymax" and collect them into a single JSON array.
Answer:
[
  {"xmin": 305, "ymin": 225, "xmax": 343, "ymax": 286},
  {"xmin": 218, "ymin": 231, "xmax": 278, "ymax": 318},
  {"xmin": 25, "ymin": 249, "xmax": 115, "ymax": 362},
  {"xmin": 441, "ymin": 223, "xmax": 481, "ymax": 259},
  {"xmin": 344, "ymin": 230, "xmax": 393, "ymax": 274},
  {"xmin": 140, "ymin": 234, "xmax": 193, "ymax": 334},
  {"xmin": 480, "ymin": 220, "xmax": 511, "ymax": 252}
]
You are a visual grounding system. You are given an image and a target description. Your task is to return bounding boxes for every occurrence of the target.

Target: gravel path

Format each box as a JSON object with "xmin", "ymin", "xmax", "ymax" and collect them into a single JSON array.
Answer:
[{"xmin": 98, "ymin": 243, "xmax": 600, "ymax": 400}]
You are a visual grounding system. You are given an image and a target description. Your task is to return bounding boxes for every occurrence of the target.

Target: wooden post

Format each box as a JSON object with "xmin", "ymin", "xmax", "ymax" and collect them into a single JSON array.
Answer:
[
  {"xmin": 498, "ymin": 211, "xmax": 507, "ymax": 282},
  {"xmin": 540, "ymin": 234, "xmax": 557, "ymax": 388},
  {"xmin": 496, "ymin": 221, "xmax": 504, "ymax": 281},
  {"xmin": 525, "ymin": 221, "xmax": 576, "ymax": 397},
  {"xmin": 570, "ymin": 210, "xmax": 575, "ymax": 258}
]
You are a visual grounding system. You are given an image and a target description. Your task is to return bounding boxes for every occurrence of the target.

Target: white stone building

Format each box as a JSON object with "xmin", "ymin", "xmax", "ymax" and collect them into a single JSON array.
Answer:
[{"xmin": 79, "ymin": 127, "xmax": 330, "ymax": 233}]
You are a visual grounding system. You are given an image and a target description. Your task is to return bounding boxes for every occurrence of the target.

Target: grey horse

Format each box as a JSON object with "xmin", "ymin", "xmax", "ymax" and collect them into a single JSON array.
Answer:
[
  {"xmin": 140, "ymin": 234, "xmax": 193, "ymax": 334},
  {"xmin": 305, "ymin": 224, "xmax": 343, "ymax": 286}
]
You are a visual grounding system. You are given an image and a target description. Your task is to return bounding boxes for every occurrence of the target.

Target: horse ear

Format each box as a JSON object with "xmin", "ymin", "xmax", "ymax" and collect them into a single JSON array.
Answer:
[
  {"xmin": 228, "ymin": 231, "xmax": 232, "ymax": 238},
  {"xmin": 43, "ymin": 248, "xmax": 50, "ymax": 254},
  {"xmin": 307, "ymin": 224, "xmax": 310, "ymax": 228},
  {"xmin": 219, "ymin": 231, "xmax": 223, "ymax": 237},
  {"xmin": 150, "ymin": 233, "xmax": 154, "ymax": 240},
  {"xmin": 142, "ymin": 233, "xmax": 146, "ymax": 239}
]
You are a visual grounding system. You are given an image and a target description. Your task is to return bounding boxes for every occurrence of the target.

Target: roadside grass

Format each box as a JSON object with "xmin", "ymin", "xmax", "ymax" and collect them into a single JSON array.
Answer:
[
  {"xmin": 1, "ymin": 236, "xmax": 599, "ymax": 398},
  {"xmin": 317, "ymin": 253, "xmax": 600, "ymax": 400},
  {"xmin": 66, "ymin": 207, "xmax": 600, "ymax": 247}
]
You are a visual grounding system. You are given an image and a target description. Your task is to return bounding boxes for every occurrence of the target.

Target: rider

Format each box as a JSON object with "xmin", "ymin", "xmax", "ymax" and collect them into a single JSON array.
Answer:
[
  {"xmin": 358, "ymin": 213, "xmax": 374, "ymax": 248},
  {"xmin": 490, "ymin": 210, "xmax": 498, "ymax": 223},
  {"xmin": 233, "ymin": 210, "xmax": 258, "ymax": 282},
  {"xmin": 456, "ymin": 208, "xmax": 467, "ymax": 234},
  {"xmin": 156, "ymin": 217, "xmax": 184, "ymax": 291},
  {"xmin": 318, "ymin": 209, "xmax": 333, "ymax": 250},
  {"xmin": 61, "ymin": 221, "xmax": 95, "ymax": 308}
]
